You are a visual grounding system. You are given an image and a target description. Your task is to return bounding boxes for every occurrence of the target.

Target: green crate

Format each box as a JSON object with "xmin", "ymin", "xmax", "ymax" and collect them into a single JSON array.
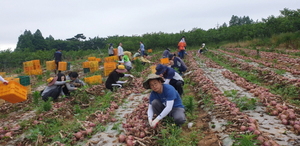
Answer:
[
  {"xmin": 18, "ymin": 76, "xmax": 30, "ymax": 86},
  {"xmin": 67, "ymin": 62, "xmax": 71, "ymax": 70},
  {"xmin": 83, "ymin": 68, "xmax": 90, "ymax": 73}
]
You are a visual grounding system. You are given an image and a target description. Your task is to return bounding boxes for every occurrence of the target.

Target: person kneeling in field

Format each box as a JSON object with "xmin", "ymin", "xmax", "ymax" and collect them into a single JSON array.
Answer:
[
  {"xmin": 143, "ymin": 74, "xmax": 186, "ymax": 128},
  {"xmin": 105, "ymin": 65, "xmax": 134, "ymax": 91}
]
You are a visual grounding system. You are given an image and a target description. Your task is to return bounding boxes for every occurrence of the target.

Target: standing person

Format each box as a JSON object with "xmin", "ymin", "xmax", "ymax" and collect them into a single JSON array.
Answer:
[
  {"xmin": 108, "ymin": 43, "xmax": 114, "ymax": 56},
  {"xmin": 41, "ymin": 76, "xmax": 69, "ymax": 101},
  {"xmin": 118, "ymin": 54, "xmax": 133, "ymax": 71},
  {"xmin": 143, "ymin": 74, "xmax": 186, "ymax": 127},
  {"xmin": 177, "ymin": 36, "xmax": 186, "ymax": 59},
  {"xmin": 54, "ymin": 49, "xmax": 62, "ymax": 74},
  {"xmin": 155, "ymin": 64, "xmax": 184, "ymax": 96},
  {"xmin": 168, "ymin": 54, "xmax": 187, "ymax": 75},
  {"xmin": 105, "ymin": 65, "xmax": 134, "ymax": 91},
  {"xmin": 140, "ymin": 41, "xmax": 145, "ymax": 57},
  {"xmin": 118, "ymin": 43, "xmax": 124, "ymax": 61},
  {"xmin": 162, "ymin": 48, "xmax": 171, "ymax": 58},
  {"xmin": 0, "ymin": 75, "xmax": 8, "ymax": 85},
  {"xmin": 64, "ymin": 72, "xmax": 86, "ymax": 96}
]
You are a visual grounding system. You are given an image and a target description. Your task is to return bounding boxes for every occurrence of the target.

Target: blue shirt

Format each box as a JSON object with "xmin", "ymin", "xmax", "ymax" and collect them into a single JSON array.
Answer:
[
  {"xmin": 149, "ymin": 84, "xmax": 184, "ymax": 108},
  {"xmin": 140, "ymin": 43, "xmax": 145, "ymax": 51}
]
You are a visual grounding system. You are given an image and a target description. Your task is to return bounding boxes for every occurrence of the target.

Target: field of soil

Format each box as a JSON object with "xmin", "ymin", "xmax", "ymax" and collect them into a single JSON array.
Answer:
[{"xmin": 0, "ymin": 48, "xmax": 300, "ymax": 146}]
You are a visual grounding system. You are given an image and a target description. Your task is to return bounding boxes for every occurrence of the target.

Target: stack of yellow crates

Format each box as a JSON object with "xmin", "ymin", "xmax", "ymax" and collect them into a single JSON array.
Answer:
[
  {"xmin": 89, "ymin": 61, "xmax": 99, "ymax": 73},
  {"xmin": 104, "ymin": 56, "xmax": 118, "ymax": 62},
  {"xmin": 88, "ymin": 57, "xmax": 96, "ymax": 61},
  {"xmin": 160, "ymin": 58, "xmax": 170, "ymax": 64},
  {"xmin": 31, "ymin": 60, "xmax": 42, "ymax": 75},
  {"xmin": 46, "ymin": 60, "xmax": 56, "ymax": 70},
  {"xmin": 148, "ymin": 49, "xmax": 153, "ymax": 53},
  {"xmin": 23, "ymin": 61, "xmax": 34, "ymax": 75}
]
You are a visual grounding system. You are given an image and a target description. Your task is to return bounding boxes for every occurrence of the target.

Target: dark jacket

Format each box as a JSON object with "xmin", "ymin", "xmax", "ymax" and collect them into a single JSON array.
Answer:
[
  {"xmin": 54, "ymin": 51, "xmax": 62, "ymax": 62},
  {"xmin": 105, "ymin": 70, "xmax": 125, "ymax": 90}
]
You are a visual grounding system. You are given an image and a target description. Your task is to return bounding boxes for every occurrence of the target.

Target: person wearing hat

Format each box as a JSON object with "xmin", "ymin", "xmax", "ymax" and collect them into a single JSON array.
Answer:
[
  {"xmin": 155, "ymin": 64, "xmax": 184, "ymax": 96},
  {"xmin": 143, "ymin": 74, "xmax": 186, "ymax": 127},
  {"xmin": 118, "ymin": 54, "xmax": 132, "ymax": 71},
  {"xmin": 105, "ymin": 65, "xmax": 134, "ymax": 91},
  {"xmin": 162, "ymin": 48, "xmax": 171, "ymax": 58},
  {"xmin": 65, "ymin": 72, "xmax": 86, "ymax": 95},
  {"xmin": 108, "ymin": 43, "xmax": 114, "ymax": 56},
  {"xmin": 0, "ymin": 75, "xmax": 9, "ymax": 85},
  {"xmin": 41, "ymin": 76, "xmax": 69, "ymax": 101},
  {"xmin": 169, "ymin": 54, "xmax": 187, "ymax": 76}
]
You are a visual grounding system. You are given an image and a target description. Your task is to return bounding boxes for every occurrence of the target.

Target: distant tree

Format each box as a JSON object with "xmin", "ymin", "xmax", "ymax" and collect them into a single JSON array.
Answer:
[
  {"xmin": 33, "ymin": 29, "xmax": 47, "ymax": 51},
  {"xmin": 15, "ymin": 30, "xmax": 34, "ymax": 51}
]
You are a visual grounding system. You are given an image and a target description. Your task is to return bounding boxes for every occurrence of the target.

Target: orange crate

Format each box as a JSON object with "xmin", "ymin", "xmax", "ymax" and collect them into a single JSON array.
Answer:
[
  {"xmin": 0, "ymin": 72, "xmax": 6, "ymax": 77},
  {"xmin": 90, "ymin": 67, "xmax": 99, "ymax": 73},
  {"xmin": 46, "ymin": 60, "xmax": 56, "ymax": 70},
  {"xmin": 25, "ymin": 85, "xmax": 32, "ymax": 94},
  {"xmin": 104, "ymin": 56, "xmax": 115, "ymax": 62},
  {"xmin": 24, "ymin": 66, "xmax": 34, "ymax": 75},
  {"xmin": 1, "ymin": 77, "xmax": 20, "ymax": 84},
  {"xmin": 160, "ymin": 58, "xmax": 170, "ymax": 64},
  {"xmin": 104, "ymin": 69, "xmax": 114, "ymax": 76},
  {"xmin": 23, "ymin": 61, "xmax": 33, "ymax": 67},
  {"xmin": 82, "ymin": 62, "xmax": 90, "ymax": 68},
  {"xmin": 113, "ymin": 48, "xmax": 118, "ymax": 56},
  {"xmin": 84, "ymin": 77, "xmax": 93, "ymax": 84},
  {"xmin": 150, "ymin": 65, "xmax": 156, "ymax": 74},
  {"xmin": 30, "ymin": 69, "xmax": 42, "ymax": 75},
  {"xmin": 58, "ymin": 62, "xmax": 67, "ymax": 71},
  {"xmin": 0, "ymin": 81, "xmax": 27, "ymax": 103},
  {"xmin": 93, "ymin": 75, "xmax": 102, "ymax": 84},
  {"xmin": 32, "ymin": 60, "xmax": 41, "ymax": 69},
  {"xmin": 88, "ymin": 57, "xmax": 96, "ymax": 61},
  {"xmin": 147, "ymin": 49, "xmax": 152, "ymax": 53},
  {"xmin": 95, "ymin": 58, "xmax": 101, "ymax": 62},
  {"xmin": 104, "ymin": 62, "xmax": 117, "ymax": 70}
]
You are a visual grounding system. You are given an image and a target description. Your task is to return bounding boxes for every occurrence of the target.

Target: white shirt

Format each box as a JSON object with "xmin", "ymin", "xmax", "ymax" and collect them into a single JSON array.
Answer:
[{"xmin": 118, "ymin": 46, "xmax": 124, "ymax": 56}]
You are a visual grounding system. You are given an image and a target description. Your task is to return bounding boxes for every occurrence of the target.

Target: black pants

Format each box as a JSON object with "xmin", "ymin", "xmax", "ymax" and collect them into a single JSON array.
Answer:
[
  {"xmin": 42, "ymin": 87, "xmax": 62, "ymax": 101},
  {"xmin": 169, "ymin": 79, "xmax": 184, "ymax": 96}
]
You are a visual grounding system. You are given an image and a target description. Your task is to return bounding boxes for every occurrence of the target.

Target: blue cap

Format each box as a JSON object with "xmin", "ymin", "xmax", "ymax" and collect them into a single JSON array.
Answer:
[{"xmin": 155, "ymin": 64, "xmax": 167, "ymax": 75}]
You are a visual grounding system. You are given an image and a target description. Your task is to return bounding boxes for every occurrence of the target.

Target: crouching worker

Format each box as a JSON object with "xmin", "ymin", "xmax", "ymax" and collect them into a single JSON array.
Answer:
[
  {"xmin": 168, "ymin": 54, "xmax": 187, "ymax": 76},
  {"xmin": 41, "ymin": 76, "xmax": 69, "ymax": 101},
  {"xmin": 65, "ymin": 72, "xmax": 86, "ymax": 96},
  {"xmin": 143, "ymin": 74, "xmax": 186, "ymax": 127},
  {"xmin": 105, "ymin": 65, "xmax": 134, "ymax": 91}
]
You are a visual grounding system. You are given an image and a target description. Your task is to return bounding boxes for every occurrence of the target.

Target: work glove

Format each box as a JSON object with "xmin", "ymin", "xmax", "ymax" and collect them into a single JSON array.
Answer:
[
  {"xmin": 151, "ymin": 118, "xmax": 160, "ymax": 128},
  {"xmin": 148, "ymin": 118, "xmax": 153, "ymax": 127},
  {"xmin": 3, "ymin": 81, "xmax": 8, "ymax": 85},
  {"xmin": 128, "ymin": 74, "xmax": 134, "ymax": 78}
]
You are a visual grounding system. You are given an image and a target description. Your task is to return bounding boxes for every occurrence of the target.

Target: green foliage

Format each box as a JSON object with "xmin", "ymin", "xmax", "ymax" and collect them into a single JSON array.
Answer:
[
  {"xmin": 40, "ymin": 98, "xmax": 52, "ymax": 111},
  {"xmin": 231, "ymin": 133, "xmax": 259, "ymax": 146},
  {"xmin": 182, "ymin": 95, "xmax": 197, "ymax": 115},
  {"xmin": 155, "ymin": 123, "xmax": 184, "ymax": 146},
  {"xmin": 225, "ymin": 91, "xmax": 257, "ymax": 111},
  {"xmin": 32, "ymin": 91, "xmax": 40, "ymax": 106}
]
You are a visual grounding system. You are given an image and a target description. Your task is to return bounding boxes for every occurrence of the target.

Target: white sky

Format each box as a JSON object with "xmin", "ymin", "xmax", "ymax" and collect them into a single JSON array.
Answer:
[{"xmin": 0, "ymin": 0, "xmax": 299, "ymax": 51}]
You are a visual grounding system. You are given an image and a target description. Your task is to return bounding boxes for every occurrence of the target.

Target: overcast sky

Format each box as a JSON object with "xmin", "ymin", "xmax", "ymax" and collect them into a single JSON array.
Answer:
[{"xmin": 0, "ymin": 0, "xmax": 299, "ymax": 51}]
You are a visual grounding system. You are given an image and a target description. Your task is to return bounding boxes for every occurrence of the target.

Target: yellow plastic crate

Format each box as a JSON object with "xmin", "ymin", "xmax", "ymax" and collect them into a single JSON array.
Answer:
[
  {"xmin": 113, "ymin": 48, "xmax": 118, "ymax": 56},
  {"xmin": 90, "ymin": 67, "xmax": 99, "ymax": 73},
  {"xmin": 147, "ymin": 49, "xmax": 152, "ymax": 53},
  {"xmin": 160, "ymin": 58, "xmax": 170, "ymax": 64},
  {"xmin": 25, "ymin": 85, "xmax": 32, "ymax": 94},
  {"xmin": 104, "ymin": 69, "xmax": 114, "ymax": 76},
  {"xmin": 104, "ymin": 62, "xmax": 117, "ymax": 70},
  {"xmin": 23, "ymin": 61, "xmax": 33, "ymax": 67},
  {"xmin": 58, "ymin": 62, "xmax": 67, "ymax": 71},
  {"xmin": 150, "ymin": 65, "xmax": 156, "ymax": 74},
  {"xmin": 95, "ymin": 58, "xmax": 101, "ymax": 62},
  {"xmin": 30, "ymin": 69, "xmax": 42, "ymax": 75},
  {"xmin": 46, "ymin": 60, "xmax": 56, "ymax": 70},
  {"xmin": 104, "ymin": 56, "xmax": 116, "ymax": 62},
  {"xmin": 93, "ymin": 75, "xmax": 102, "ymax": 84},
  {"xmin": 82, "ymin": 62, "xmax": 90, "ymax": 68},
  {"xmin": 32, "ymin": 60, "xmax": 41, "ymax": 69},
  {"xmin": 0, "ymin": 81, "xmax": 27, "ymax": 103},
  {"xmin": 89, "ymin": 61, "xmax": 99, "ymax": 69},
  {"xmin": 24, "ymin": 66, "xmax": 34, "ymax": 75},
  {"xmin": 0, "ymin": 72, "xmax": 6, "ymax": 77},
  {"xmin": 88, "ymin": 57, "xmax": 96, "ymax": 61}
]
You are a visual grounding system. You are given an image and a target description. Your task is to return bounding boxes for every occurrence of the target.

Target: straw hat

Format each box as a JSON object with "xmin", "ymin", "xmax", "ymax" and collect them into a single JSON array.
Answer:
[
  {"xmin": 116, "ymin": 65, "xmax": 127, "ymax": 73},
  {"xmin": 47, "ymin": 77, "xmax": 58, "ymax": 86},
  {"xmin": 143, "ymin": 74, "xmax": 165, "ymax": 89}
]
